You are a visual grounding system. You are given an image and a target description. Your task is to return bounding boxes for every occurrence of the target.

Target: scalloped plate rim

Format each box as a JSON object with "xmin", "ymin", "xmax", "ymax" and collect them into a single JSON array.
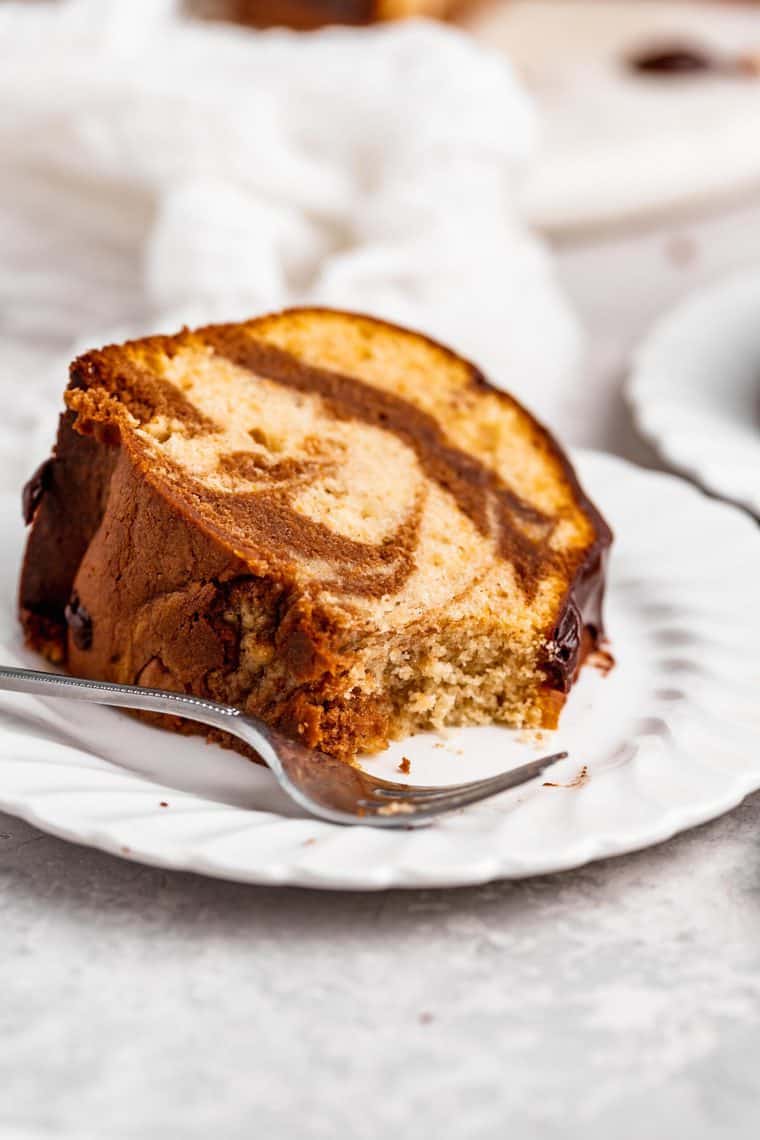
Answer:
[
  {"xmin": 626, "ymin": 268, "xmax": 760, "ymax": 518},
  {"xmin": 1, "ymin": 770, "xmax": 760, "ymax": 891}
]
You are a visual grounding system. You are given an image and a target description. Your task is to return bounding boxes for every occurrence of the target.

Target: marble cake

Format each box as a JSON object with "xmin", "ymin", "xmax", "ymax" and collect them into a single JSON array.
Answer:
[{"xmin": 19, "ymin": 309, "xmax": 611, "ymax": 761}]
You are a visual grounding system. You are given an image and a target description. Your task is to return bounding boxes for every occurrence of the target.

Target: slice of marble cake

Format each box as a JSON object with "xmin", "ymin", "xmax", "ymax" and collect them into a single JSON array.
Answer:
[{"xmin": 19, "ymin": 309, "xmax": 611, "ymax": 761}]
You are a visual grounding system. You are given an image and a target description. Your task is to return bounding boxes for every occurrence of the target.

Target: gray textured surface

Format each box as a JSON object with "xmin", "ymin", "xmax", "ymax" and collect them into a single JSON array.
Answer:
[
  {"xmin": 2, "ymin": 794, "xmax": 760, "ymax": 1140},
  {"xmin": 3, "ymin": 185, "xmax": 760, "ymax": 1140}
]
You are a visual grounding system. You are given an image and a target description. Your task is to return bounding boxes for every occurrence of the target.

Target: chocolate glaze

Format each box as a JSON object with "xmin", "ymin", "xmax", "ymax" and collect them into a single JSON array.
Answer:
[
  {"xmin": 22, "ymin": 458, "xmax": 54, "ymax": 525},
  {"xmin": 64, "ymin": 592, "xmax": 93, "ymax": 651},
  {"xmin": 19, "ymin": 412, "xmax": 119, "ymax": 649},
  {"xmin": 543, "ymin": 546, "xmax": 609, "ymax": 692},
  {"xmin": 543, "ymin": 601, "xmax": 583, "ymax": 694}
]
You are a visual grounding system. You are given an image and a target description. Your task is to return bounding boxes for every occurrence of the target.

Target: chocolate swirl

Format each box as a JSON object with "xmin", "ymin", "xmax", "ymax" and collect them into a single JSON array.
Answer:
[{"xmin": 200, "ymin": 327, "xmax": 560, "ymax": 599}]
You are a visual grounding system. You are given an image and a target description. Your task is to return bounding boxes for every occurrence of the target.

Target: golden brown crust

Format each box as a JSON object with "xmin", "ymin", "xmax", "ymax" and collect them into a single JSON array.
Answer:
[{"xmin": 19, "ymin": 308, "xmax": 612, "ymax": 761}]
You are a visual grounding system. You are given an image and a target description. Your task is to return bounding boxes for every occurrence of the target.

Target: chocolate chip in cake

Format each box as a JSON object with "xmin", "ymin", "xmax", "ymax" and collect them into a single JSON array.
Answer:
[
  {"xmin": 64, "ymin": 593, "xmax": 93, "ymax": 651},
  {"xmin": 22, "ymin": 458, "xmax": 54, "ymax": 525}
]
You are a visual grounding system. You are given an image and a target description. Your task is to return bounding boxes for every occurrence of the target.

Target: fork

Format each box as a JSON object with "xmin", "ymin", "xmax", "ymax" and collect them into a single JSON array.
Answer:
[{"xmin": 0, "ymin": 665, "xmax": 567, "ymax": 828}]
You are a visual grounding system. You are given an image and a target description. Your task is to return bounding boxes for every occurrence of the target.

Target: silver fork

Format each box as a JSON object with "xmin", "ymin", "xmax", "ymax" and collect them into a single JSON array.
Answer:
[{"xmin": 0, "ymin": 665, "xmax": 567, "ymax": 828}]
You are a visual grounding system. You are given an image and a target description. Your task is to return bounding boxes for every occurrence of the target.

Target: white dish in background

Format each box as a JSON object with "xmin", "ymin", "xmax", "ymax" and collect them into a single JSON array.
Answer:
[
  {"xmin": 628, "ymin": 270, "xmax": 760, "ymax": 518},
  {"xmin": 466, "ymin": 1, "xmax": 760, "ymax": 233},
  {"xmin": 0, "ymin": 451, "xmax": 758, "ymax": 890}
]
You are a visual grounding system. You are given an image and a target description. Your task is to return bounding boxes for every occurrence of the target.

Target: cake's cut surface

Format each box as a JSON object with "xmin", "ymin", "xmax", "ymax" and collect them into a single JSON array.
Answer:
[{"xmin": 19, "ymin": 309, "xmax": 612, "ymax": 761}]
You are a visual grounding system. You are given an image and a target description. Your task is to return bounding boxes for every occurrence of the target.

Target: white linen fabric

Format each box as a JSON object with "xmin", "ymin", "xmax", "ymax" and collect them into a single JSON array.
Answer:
[{"xmin": 0, "ymin": 0, "xmax": 580, "ymax": 492}]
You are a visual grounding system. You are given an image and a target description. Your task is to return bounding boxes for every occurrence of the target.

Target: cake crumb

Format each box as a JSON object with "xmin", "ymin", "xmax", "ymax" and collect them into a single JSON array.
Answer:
[
  {"xmin": 588, "ymin": 646, "xmax": 615, "ymax": 676},
  {"xmin": 398, "ymin": 757, "xmax": 411, "ymax": 775},
  {"xmin": 419, "ymin": 1011, "xmax": 434, "ymax": 1025},
  {"xmin": 377, "ymin": 800, "xmax": 416, "ymax": 816},
  {"xmin": 159, "ymin": 801, "xmax": 169, "ymax": 808},
  {"xmin": 544, "ymin": 764, "xmax": 589, "ymax": 789},
  {"xmin": 302, "ymin": 837, "xmax": 317, "ymax": 847},
  {"xmin": 518, "ymin": 729, "xmax": 546, "ymax": 746}
]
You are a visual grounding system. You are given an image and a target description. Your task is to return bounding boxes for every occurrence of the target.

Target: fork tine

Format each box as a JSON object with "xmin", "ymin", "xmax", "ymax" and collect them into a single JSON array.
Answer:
[
  {"xmin": 369, "ymin": 751, "xmax": 568, "ymax": 802},
  {"xmin": 357, "ymin": 751, "xmax": 568, "ymax": 817}
]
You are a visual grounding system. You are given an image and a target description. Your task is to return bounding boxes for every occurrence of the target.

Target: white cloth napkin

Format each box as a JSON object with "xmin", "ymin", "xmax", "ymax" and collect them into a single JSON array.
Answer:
[{"xmin": 0, "ymin": 0, "xmax": 580, "ymax": 490}]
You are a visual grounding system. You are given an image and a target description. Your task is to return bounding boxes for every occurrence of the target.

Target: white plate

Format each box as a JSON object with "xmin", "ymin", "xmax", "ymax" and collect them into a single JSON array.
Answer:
[
  {"xmin": 467, "ymin": 1, "xmax": 760, "ymax": 233},
  {"xmin": 0, "ymin": 452, "xmax": 758, "ymax": 890},
  {"xmin": 628, "ymin": 270, "xmax": 760, "ymax": 518}
]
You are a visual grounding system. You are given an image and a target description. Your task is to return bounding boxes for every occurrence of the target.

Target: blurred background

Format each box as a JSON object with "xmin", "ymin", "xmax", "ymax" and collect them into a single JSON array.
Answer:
[{"xmin": 3, "ymin": 0, "xmax": 760, "ymax": 485}]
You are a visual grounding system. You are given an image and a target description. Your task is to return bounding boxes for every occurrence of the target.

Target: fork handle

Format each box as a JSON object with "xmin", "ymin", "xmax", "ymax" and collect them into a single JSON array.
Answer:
[
  {"xmin": 0, "ymin": 665, "xmax": 243, "ymax": 728},
  {"xmin": 0, "ymin": 663, "xmax": 290, "ymax": 774}
]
